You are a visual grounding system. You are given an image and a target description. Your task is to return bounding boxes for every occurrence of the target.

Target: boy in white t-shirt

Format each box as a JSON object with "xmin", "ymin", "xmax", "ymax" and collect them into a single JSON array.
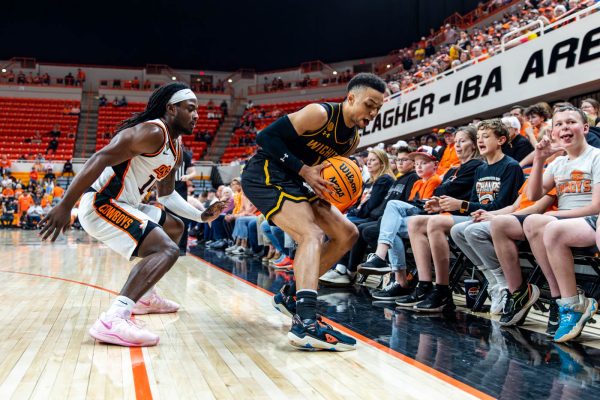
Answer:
[{"xmin": 523, "ymin": 106, "xmax": 600, "ymax": 342}]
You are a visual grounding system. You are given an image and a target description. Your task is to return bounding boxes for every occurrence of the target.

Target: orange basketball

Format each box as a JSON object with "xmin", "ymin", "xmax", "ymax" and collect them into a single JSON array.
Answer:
[{"xmin": 320, "ymin": 156, "xmax": 363, "ymax": 211}]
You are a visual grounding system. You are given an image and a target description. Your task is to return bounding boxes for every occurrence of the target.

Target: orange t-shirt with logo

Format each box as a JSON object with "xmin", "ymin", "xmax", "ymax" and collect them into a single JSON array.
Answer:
[{"xmin": 2, "ymin": 187, "xmax": 14, "ymax": 197}]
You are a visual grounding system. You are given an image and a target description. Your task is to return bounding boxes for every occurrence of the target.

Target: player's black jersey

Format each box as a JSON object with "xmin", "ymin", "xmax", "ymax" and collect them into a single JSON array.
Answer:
[{"xmin": 258, "ymin": 102, "xmax": 359, "ymax": 167}]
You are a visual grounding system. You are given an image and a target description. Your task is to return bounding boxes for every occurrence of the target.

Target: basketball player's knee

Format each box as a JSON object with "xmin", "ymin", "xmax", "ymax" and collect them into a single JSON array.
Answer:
[
  {"xmin": 161, "ymin": 241, "xmax": 180, "ymax": 264},
  {"xmin": 346, "ymin": 223, "xmax": 359, "ymax": 244},
  {"xmin": 297, "ymin": 225, "xmax": 324, "ymax": 245}
]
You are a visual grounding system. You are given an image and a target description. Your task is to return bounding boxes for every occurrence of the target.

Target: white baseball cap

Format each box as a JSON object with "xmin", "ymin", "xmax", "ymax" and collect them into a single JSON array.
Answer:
[{"xmin": 501, "ymin": 116, "xmax": 521, "ymax": 130}]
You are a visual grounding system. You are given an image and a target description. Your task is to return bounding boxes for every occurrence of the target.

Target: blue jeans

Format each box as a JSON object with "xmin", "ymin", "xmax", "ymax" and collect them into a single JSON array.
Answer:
[
  {"xmin": 248, "ymin": 218, "xmax": 259, "ymax": 250},
  {"xmin": 378, "ymin": 200, "xmax": 419, "ymax": 271},
  {"xmin": 260, "ymin": 220, "xmax": 286, "ymax": 254},
  {"xmin": 232, "ymin": 216, "xmax": 257, "ymax": 240}
]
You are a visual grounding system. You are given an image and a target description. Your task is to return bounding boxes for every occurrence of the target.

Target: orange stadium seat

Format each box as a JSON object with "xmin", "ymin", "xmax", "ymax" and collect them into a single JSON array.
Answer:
[{"xmin": 0, "ymin": 97, "xmax": 79, "ymax": 161}]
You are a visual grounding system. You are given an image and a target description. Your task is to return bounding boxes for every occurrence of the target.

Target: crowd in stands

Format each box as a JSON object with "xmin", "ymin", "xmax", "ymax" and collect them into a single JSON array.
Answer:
[
  {"xmin": 0, "ymin": 160, "xmax": 70, "ymax": 229},
  {"xmin": 0, "ymin": 68, "xmax": 87, "ymax": 87},
  {"xmin": 383, "ymin": 0, "xmax": 595, "ymax": 94},
  {"xmin": 191, "ymin": 79, "xmax": 226, "ymax": 93},
  {"xmin": 187, "ymin": 96, "xmax": 600, "ymax": 345}
]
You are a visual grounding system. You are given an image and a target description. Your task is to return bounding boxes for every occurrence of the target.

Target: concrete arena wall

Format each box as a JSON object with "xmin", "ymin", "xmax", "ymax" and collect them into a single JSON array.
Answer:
[{"xmin": 0, "ymin": 84, "xmax": 82, "ymax": 100}]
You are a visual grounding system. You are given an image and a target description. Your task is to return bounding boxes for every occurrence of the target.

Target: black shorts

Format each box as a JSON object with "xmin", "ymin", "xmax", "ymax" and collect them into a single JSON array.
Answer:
[
  {"xmin": 513, "ymin": 214, "xmax": 530, "ymax": 226},
  {"xmin": 241, "ymin": 153, "xmax": 318, "ymax": 221},
  {"xmin": 584, "ymin": 215, "xmax": 598, "ymax": 231}
]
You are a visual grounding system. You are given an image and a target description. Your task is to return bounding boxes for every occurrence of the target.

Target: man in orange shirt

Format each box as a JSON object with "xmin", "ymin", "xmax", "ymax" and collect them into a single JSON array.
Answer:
[
  {"xmin": 436, "ymin": 127, "xmax": 460, "ymax": 176},
  {"xmin": 509, "ymin": 105, "xmax": 532, "ymax": 138}
]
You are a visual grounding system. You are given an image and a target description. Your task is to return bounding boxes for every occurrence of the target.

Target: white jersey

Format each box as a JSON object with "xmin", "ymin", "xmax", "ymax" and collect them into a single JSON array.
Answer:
[{"xmin": 91, "ymin": 118, "xmax": 181, "ymax": 205}]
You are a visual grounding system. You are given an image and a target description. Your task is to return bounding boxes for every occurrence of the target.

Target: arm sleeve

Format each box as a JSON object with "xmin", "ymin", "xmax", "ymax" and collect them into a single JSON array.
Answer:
[
  {"xmin": 255, "ymin": 116, "xmax": 304, "ymax": 174},
  {"xmin": 158, "ymin": 191, "xmax": 205, "ymax": 222},
  {"xmin": 467, "ymin": 163, "xmax": 525, "ymax": 213}
]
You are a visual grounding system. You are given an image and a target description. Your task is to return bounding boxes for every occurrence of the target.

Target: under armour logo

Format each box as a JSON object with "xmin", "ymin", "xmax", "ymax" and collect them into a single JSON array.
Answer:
[
  {"xmin": 323, "ymin": 132, "xmax": 331, "ymax": 138},
  {"xmin": 280, "ymin": 153, "xmax": 289, "ymax": 163}
]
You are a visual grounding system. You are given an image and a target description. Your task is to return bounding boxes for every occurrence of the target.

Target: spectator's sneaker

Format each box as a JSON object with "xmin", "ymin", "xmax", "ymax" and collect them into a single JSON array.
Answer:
[
  {"xmin": 395, "ymin": 282, "xmax": 433, "ymax": 308},
  {"xmin": 413, "ymin": 287, "xmax": 456, "ymax": 313},
  {"xmin": 319, "ymin": 265, "xmax": 353, "ymax": 287},
  {"xmin": 231, "ymin": 246, "xmax": 247, "ymax": 255},
  {"xmin": 288, "ymin": 314, "xmax": 356, "ymax": 351},
  {"xmin": 489, "ymin": 285, "xmax": 509, "ymax": 315},
  {"xmin": 499, "ymin": 284, "xmax": 540, "ymax": 326},
  {"xmin": 357, "ymin": 253, "xmax": 392, "ymax": 275},
  {"xmin": 208, "ymin": 239, "xmax": 227, "ymax": 250},
  {"xmin": 272, "ymin": 256, "xmax": 293, "ymax": 269},
  {"xmin": 546, "ymin": 298, "xmax": 560, "ymax": 336},
  {"xmin": 89, "ymin": 309, "xmax": 159, "ymax": 347},
  {"xmin": 371, "ymin": 281, "xmax": 413, "ymax": 301},
  {"xmin": 272, "ymin": 283, "xmax": 296, "ymax": 318},
  {"xmin": 225, "ymin": 244, "xmax": 240, "ymax": 253},
  {"xmin": 133, "ymin": 292, "xmax": 180, "ymax": 315},
  {"xmin": 269, "ymin": 254, "xmax": 286, "ymax": 265},
  {"xmin": 554, "ymin": 293, "xmax": 598, "ymax": 343}
]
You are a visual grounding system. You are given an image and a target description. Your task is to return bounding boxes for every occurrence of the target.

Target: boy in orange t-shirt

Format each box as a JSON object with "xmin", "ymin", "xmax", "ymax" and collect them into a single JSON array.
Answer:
[{"xmin": 357, "ymin": 146, "xmax": 441, "ymax": 279}]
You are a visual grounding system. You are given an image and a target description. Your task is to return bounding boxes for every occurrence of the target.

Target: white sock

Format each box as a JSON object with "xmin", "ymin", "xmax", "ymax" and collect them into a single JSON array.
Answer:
[
  {"xmin": 557, "ymin": 294, "xmax": 579, "ymax": 307},
  {"xmin": 490, "ymin": 267, "xmax": 507, "ymax": 288},
  {"xmin": 480, "ymin": 268, "xmax": 496, "ymax": 286},
  {"xmin": 107, "ymin": 295, "xmax": 135, "ymax": 315}
]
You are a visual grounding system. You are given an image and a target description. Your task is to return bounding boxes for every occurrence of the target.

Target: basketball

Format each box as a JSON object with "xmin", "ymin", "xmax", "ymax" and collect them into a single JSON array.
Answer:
[{"xmin": 320, "ymin": 156, "xmax": 363, "ymax": 211}]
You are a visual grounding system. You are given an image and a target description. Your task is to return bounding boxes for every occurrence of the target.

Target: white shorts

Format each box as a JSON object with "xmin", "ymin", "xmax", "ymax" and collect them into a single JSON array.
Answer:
[{"xmin": 78, "ymin": 191, "xmax": 166, "ymax": 260}]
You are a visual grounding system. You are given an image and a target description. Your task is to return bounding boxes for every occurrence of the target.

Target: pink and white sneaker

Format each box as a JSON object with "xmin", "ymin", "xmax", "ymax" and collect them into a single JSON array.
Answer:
[
  {"xmin": 132, "ymin": 292, "xmax": 180, "ymax": 315},
  {"xmin": 89, "ymin": 309, "xmax": 160, "ymax": 347}
]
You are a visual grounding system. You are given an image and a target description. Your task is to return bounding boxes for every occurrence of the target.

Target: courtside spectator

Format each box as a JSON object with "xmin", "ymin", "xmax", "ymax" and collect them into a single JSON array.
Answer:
[
  {"xmin": 581, "ymin": 98, "xmax": 600, "ymax": 126},
  {"xmin": 501, "ymin": 116, "xmax": 534, "ymax": 163},
  {"xmin": 404, "ymin": 120, "xmax": 523, "ymax": 312}
]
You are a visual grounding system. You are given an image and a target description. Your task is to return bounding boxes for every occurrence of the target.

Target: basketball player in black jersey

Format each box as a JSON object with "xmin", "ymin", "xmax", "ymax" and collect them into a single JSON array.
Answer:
[{"xmin": 241, "ymin": 73, "xmax": 386, "ymax": 351}]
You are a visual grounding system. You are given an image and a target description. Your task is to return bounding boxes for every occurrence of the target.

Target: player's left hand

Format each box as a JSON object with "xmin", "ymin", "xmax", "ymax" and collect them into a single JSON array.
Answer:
[
  {"xmin": 39, "ymin": 203, "xmax": 72, "ymax": 241},
  {"xmin": 201, "ymin": 201, "xmax": 227, "ymax": 223}
]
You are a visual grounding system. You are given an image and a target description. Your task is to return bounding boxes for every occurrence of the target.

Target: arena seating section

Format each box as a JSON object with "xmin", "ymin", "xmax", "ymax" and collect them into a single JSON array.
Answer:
[
  {"xmin": 96, "ymin": 103, "xmax": 219, "ymax": 159},
  {"xmin": 220, "ymin": 98, "xmax": 344, "ymax": 163},
  {"xmin": 0, "ymin": 98, "xmax": 78, "ymax": 160}
]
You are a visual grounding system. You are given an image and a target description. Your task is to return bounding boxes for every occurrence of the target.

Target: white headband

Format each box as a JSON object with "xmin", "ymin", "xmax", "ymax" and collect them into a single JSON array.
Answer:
[{"xmin": 168, "ymin": 88, "xmax": 197, "ymax": 105}]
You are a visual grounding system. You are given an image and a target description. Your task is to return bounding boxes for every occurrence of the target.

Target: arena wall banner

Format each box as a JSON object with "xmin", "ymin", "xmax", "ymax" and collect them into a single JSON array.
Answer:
[{"xmin": 359, "ymin": 11, "xmax": 600, "ymax": 147}]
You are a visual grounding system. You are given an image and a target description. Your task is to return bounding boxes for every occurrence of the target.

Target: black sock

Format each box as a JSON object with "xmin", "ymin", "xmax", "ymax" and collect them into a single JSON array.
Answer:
[
  {"xmin": 296, "ymin": 290, "xmax": 317, "ymax": 320},
  {"xmin": 418, "ymin": 280, "xmax": 433, "ymax": 288},
  {"xmin": 435, "ymin": 284, "xmax": 449, "ymax": 295},
  {"xmin": 288, "ymin": 280, "xmax": 296, "ymax": 295},
  {"xmin": 516, "ymin": 280, "xmax": 529, "ymax": 294}
]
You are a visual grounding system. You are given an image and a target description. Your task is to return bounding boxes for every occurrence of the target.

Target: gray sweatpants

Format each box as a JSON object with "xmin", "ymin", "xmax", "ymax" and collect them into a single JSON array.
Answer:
[{"xmin": 450, "ymin": 220, "xmax": 500, "ymax": 272}]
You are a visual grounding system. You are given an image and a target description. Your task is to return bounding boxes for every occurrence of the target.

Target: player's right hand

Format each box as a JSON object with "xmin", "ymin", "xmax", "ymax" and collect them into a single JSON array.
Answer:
[
  {"xmin": 299, "ymin": 163, "xmax": 335, "ymax": 199},
  {"xmin": 39, "ymin": 204, "xmax": 72, "ymax": 242}
]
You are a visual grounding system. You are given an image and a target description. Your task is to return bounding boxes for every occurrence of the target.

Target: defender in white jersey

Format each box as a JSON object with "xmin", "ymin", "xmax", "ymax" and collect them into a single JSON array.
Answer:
[{"xmin": 40, "ymin": 83, "xmax": 226, "ymax": 347}]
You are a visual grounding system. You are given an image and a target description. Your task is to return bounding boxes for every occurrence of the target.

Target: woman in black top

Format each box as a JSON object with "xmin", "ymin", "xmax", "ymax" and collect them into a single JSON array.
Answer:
[{"xmin": 346, "ymin": 149, "xmax": 395, "ymax": 224}]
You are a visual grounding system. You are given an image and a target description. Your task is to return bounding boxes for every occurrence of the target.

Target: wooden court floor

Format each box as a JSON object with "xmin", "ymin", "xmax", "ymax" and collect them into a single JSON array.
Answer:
[{"xmin": 0, "ymin": 230, "xmax": 493, "ymax": 400}]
